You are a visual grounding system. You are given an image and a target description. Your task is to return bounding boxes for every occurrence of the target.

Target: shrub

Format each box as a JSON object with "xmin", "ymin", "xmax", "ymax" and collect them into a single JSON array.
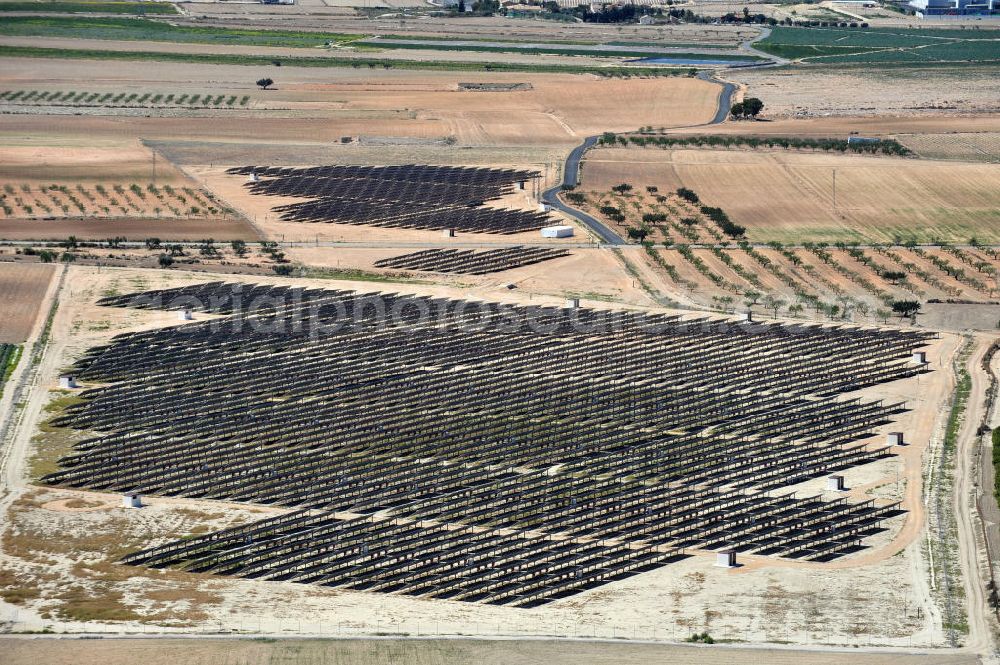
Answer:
[
  {"xmin": 676, "ymin": 187, "xmax": 699, "ymax": 204},
  {"xmin": 700, "ymin": 206, "xmax": 745, "ymax": 238},
  {"xmin": 891, "ymin": 300, "xmax": 920, "ymax": 317}
]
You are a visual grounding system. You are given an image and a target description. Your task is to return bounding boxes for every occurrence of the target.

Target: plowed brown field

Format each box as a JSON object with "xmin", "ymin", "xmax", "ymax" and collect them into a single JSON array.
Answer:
[
  {"xmin": 582, "ymin": 147, "xmax": 1000, "ymax": 244},
  {"xmin": 0, "ymin": 262, "xmax": 55, "ymax": 342}
]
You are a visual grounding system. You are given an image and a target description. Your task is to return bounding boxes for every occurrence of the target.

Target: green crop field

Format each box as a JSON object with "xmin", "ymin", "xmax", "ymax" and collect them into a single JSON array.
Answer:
[
  {"xmin": 0, "ymin": 16, "xmax": 361, "ymax": 48},
  {"xmin": 0, "ymin": 44, "xmax": 693, "ymax": 76},
  {"xmin": 0, "ymin": 1, "xmax": 178, "ymax": 14},
  {"xmin": 756, "ymin": 26, "xmax": 1000, "ymax": 64},
  {"xmin": 363, "ymin": 39, "xmax": 763, "ymax": 62}
]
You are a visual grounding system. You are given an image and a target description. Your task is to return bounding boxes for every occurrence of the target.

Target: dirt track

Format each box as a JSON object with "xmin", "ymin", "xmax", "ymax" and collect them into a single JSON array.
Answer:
[
  {"xmin": 953, "ymin": 336, "xmax": 999, "ymax": 656},
  {"xmin": 0, "ymin": 637, "xmax": 981, "ymax": 665}
]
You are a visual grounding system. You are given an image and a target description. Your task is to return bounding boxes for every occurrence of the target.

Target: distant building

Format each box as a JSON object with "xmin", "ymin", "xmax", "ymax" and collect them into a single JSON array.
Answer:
[
  {"xmin": 847, "ymin": 136, "xmax": 881, "ymax": 145},
  {"xmin": 908, "ymin": 0, "xmax": 996, "ymax": 15},
  {"xmin": 261, "ymin": 0, "xmax": 295, "ymax": 5},
  {"xmin": 638, "ymin": 14, "xmax": 656, "ymax": 24}
]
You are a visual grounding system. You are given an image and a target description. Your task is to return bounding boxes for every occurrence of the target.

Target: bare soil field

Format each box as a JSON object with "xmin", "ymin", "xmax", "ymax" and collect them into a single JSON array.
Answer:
[
  {"xmin": 0, "ymin": 144, "xmax": 175, "ymax": 183},
  {"xmin": 666, "ymin": 116, "xmax": 1000, "ymax": 139},
  {"xmin": 0, "ymin": 262, "xmax": 54, "ymax": 343},
  {"xmin": 0, "ymin": 35, "xmax": 639, "ymax": 69},
  {"xmin": 897, "ymin": 132, "xmax": 1000, "ymax": 163},
  {"xmin": 0, "ymin": 637, "xmax": 979, "ymax": 665},
  {"xmin": 0, "ymin": 217, "xmax": 257, "ymax": 242},
  {"xmin": 0, "ymin": 57, "xmax": 721, "ymax": 144},
  {"xmin": 196, "ymin": 165, "xmax": 581, "ymax": 245},
  {"xmin": 0, "ymin": 146, "xmax": 258, "ymax": 241},
  {"xmin": 730, "ymin": 66, "xmax": 999, "ymax": 119},
  {"xmin": 288, "ymin": 246, "xmax": 640, "ymax": 306},
  {"xmin": 580, "ymin": 147, "xmax": 1000, "ymax": 244},
  {"xmin": 922, "ymin": 302, "xmax": 1000, "ymax": 332},
  {"xmin": 169, "ymin": 10, "xmax": 755, "ymax": 47}
]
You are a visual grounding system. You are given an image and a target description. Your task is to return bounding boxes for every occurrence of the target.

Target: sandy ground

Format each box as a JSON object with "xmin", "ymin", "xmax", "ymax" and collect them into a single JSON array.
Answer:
[
  {"xmin": 0, "ymin": 262, "xmax": 55, "ymax": 343},
  {"xmin": 0, "ymin": 145, "xmax": 259, "ymax": 241},
  {"xmin": 0, "ymin": 144, "xmax": 186, "ymax": 183},
  {"xmin": 0, "ymin": 217, "xmax": 258, "ymax": 242},
  {"xmin": 166, "ymin": 10, "xmax": 756, "ymax": 47},
  {"xmin": 897, "ymin": 133, "xmax": 1000, "ymax": 163},
  {"xmin": 580, "ymin": 147, "xmax": 1000, "ymax": 244},
  {"xmin": 0, "ymin": 637, "xmax": 981, "ymax": 665},
  {"xmin": 0, "ymin": 57, "xmax": 721, "ymax": 143},
  {"xmin": 194, "ymin": 165, "xmax": 581, "ymax": 245},
  {"xmin": 666, "ymin": 115, "xmax": 1000, "ymax": 138},
  {"xmin": 0, "ymin": 265, "xmax": 970, "ymax": 651},
  {"xmin": 287, "ymin": 246, "xmax": 649, "ymax": 307},
  {"xmin": 730, "ymin": 66, "xmax": 1000, "ymax": 119}
]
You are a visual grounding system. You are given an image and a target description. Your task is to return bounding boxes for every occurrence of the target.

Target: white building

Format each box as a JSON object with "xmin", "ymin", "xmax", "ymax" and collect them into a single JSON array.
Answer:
[
  {"xmin": 541, "ymin": 225, "xmax": 574, "ymax": 238},
  {"xmin": 908, "ymin": 0, "xmax": 996, "ymax": 14}
]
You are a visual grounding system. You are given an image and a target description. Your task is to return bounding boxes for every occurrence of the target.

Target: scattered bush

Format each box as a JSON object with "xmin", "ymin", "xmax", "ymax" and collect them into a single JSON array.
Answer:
[{"xmin": 676, "ymin": 187, "xmax": 699, "ymax": 204}]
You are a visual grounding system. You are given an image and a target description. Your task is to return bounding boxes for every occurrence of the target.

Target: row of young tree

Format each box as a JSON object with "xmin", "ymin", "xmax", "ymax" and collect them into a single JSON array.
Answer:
[{"xmin": 623, "ymin": 133, "xmax": 913, "ymax": 157}]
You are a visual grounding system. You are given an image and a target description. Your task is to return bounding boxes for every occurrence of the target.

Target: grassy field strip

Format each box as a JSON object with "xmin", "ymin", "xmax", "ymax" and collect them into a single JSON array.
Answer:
[
  {"xmin": 0, "ymin": 0, "xmax": 177, "ymax": 13},
  {"xmin": 0, "ymin": 343, "xmax": 22, "ymax": 398},
  {"xmin": 360, "ymin": 39, "xmax": 762, "ymax": 62},
  {"xmin": 0, "ymin": 17, "xmax": 760, "ymax": 64},
  {"xmin": 0, "ymin": 16, "xmax": 363, "ymax": 48},
  {"xmin": 0, "ymin": 45, "xmax": 693, "ymax": 75}
]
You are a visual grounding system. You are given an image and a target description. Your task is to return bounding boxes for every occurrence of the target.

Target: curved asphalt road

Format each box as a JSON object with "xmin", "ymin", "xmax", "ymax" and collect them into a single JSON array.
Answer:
[{"xmin": 543, "ymin": 75, "xmax": 736, "ymax": 246}]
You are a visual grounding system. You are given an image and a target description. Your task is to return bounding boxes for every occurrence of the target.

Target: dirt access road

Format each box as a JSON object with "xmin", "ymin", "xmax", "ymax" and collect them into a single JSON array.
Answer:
[
  {"xmin": 0, "ymin": 636, "xmax": 981, "ymax": 665},
  {"xmin": 954, "ymin": 335, "xmax": 1000, "ymax": 659}
]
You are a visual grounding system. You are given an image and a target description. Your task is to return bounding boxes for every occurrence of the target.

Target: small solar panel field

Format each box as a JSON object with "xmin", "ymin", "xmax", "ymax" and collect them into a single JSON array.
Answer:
[
  {"xmin": 227, "ymin": 164, "xmax": 552, "ymax": 234},
  {"xmin": 373, "ymin": 247, "xmax": 571, "ymax": 275},
  {"xmin": 40, "ymin": 281, "xmax": 931, "ymax": 608}
]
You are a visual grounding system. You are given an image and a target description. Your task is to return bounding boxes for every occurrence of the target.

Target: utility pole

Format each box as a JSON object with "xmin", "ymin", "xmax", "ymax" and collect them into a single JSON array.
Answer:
[{"xmin": 152, "ymin": 149, "xmax": 157, "ymax": 185}]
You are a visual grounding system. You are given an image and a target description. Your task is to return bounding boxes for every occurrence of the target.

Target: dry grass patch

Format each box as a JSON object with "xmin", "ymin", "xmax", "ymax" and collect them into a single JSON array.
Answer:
[
  {"xmin": 29, "ymin": 391, "xmax": 90, "ymax": 480},
  {"xmin": 1, "ymin": 486, "xmax": 255, "ymax": 625}
]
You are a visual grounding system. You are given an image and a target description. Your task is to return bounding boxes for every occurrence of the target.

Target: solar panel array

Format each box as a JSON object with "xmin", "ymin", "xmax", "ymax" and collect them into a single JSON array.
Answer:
[
  {"xmin": 45, "ymin": 282, "xmax": 933, "ymax": 607},
  {"xmin": 373, "ymin": 247, "xmax": 571, "ymax": 275},
  {"xmin": 227, "ymin": 164, "xmax": 551, "ymax": 234}
]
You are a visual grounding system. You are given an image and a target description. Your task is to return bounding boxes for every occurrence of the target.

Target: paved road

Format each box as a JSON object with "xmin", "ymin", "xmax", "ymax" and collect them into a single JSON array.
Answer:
[
  {"xmin": 699, "ymin": 72, "xmax": 738, "ymax": 124},
  {"xmin": 542, "ymin": 73, "xmax": 736, "ymax": 245},
  {"xmin": 540, "ymin": 136, "xmax": 626, "ymax": 246}
]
